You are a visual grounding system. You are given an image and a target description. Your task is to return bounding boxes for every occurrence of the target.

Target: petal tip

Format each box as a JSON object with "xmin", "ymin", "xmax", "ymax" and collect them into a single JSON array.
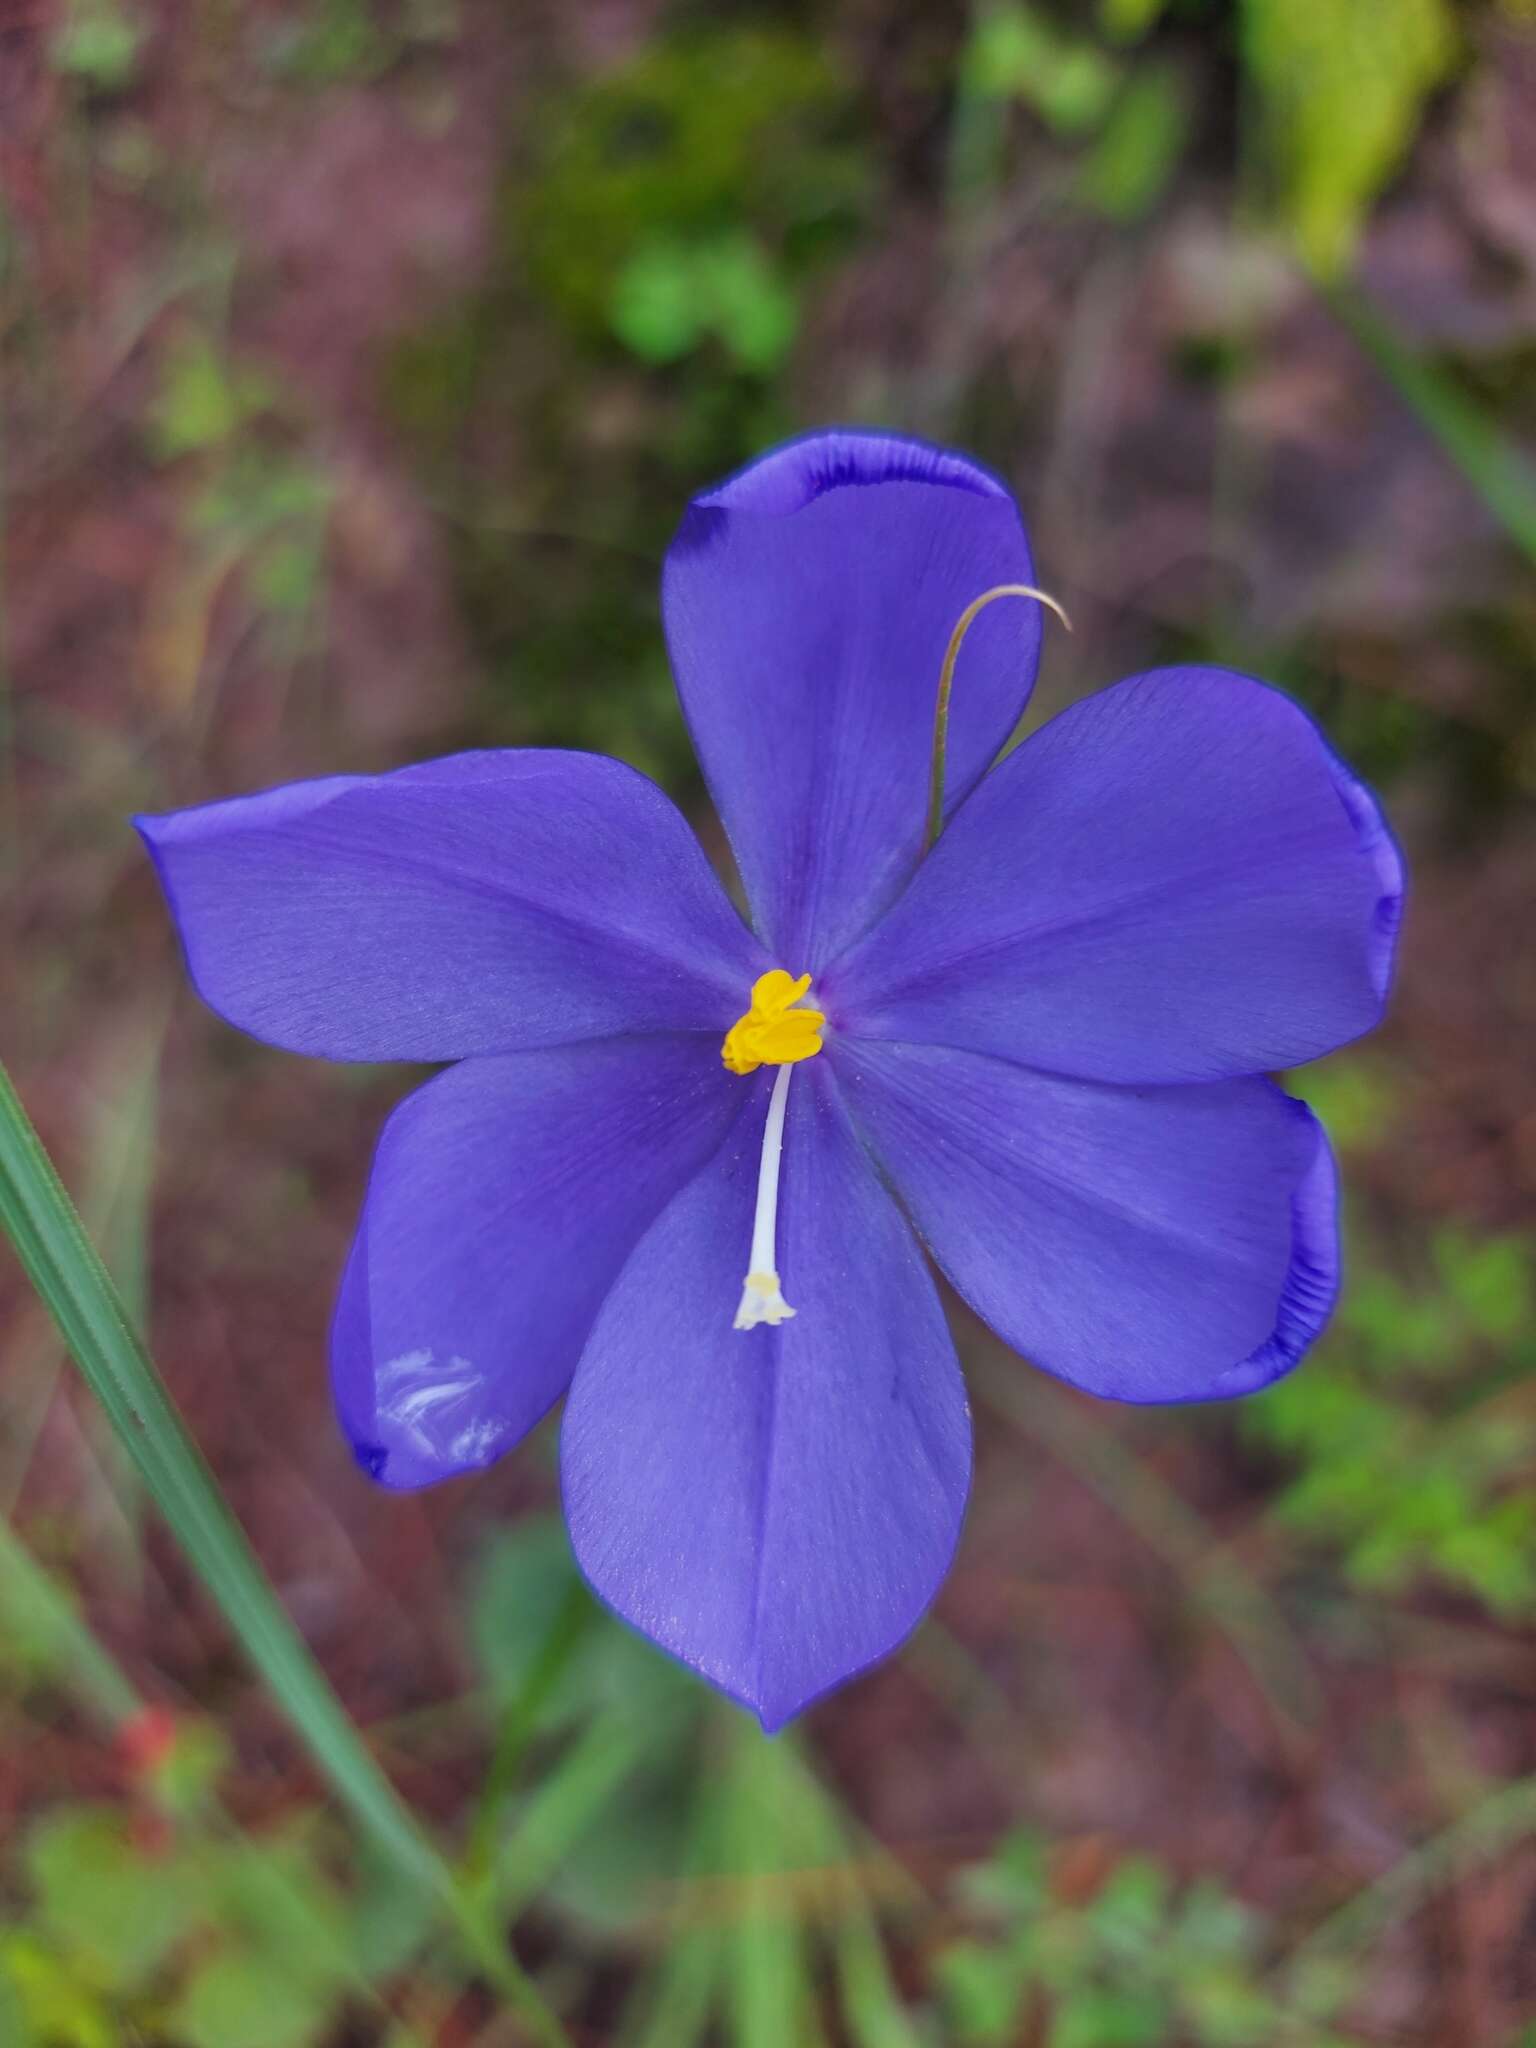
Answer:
[
  {"xmin": 687, "ymin": 425, "xmax": 1014, "ymax": 524},
  {"xmin": 1213, "ymin": 1096, "xmax": 1340, "ymax": 1401},
  {"xmin": 1325, "ymin": 754, "xmax": 1407, "ymax": 1011}
]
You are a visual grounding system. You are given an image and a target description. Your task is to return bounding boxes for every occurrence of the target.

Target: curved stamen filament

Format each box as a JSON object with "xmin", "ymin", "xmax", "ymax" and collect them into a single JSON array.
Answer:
[
  {"xmin": 925, "ymin": 582, "xmax": 1072, "ymax": 850},
  {"xmin": 734, "ymin": 1063, "xmax": 797, "ymax": 1331}
]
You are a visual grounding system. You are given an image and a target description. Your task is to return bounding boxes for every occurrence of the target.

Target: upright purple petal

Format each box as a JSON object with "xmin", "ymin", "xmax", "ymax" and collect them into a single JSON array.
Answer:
[
  {"xmin": 138, "ymin": 751, "xmax": 763, "ymax": 1062},
  {"xmin": 834, "ymin": 1037, "xmax": 1338, "ymax": 1404},
  {"xmin": 334, "ymin": 1036, "xmax": 739, "ymax": 1490},
  {"xmin": 828, "ymin": 667, "xmax": 1403, "ymax": 1083},
  {"xmin": 663, "ymin": 429, "xmax": 1041, "ymax": 969},
  {"xmin": 561, "ymin": 1062, "xmax": 970, "ymax": 1729}
]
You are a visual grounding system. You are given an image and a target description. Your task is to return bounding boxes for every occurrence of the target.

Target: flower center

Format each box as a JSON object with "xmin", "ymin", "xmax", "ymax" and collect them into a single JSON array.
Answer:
[
  {"xmin": 720, "ymin": 969, "xmax": 825, "ymax": 1076},
  {"xmin": 721, "ymin": 970, "xmax": 824, "ymax": 1331}
]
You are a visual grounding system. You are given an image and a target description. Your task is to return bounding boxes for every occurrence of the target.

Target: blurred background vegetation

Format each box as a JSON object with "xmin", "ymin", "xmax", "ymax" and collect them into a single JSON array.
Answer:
[{"xmin": 2, "ymin": 0, "xmax": 1535, "ymax": 2041}]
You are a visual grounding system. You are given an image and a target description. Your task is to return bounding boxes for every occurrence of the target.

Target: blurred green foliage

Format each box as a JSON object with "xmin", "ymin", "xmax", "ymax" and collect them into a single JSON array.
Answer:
[
  {"xmin": 1248, "ymin": 1226, "xmax": 1536, "ymax": 1614},
  {"xmin": 0, "ymin": 1711, "xmax": 432, "ymax": 2048},
  {"xmin": 520, "ymin": 28, "xmax": 867, "ymax": 358},
  {"xmin": 50, "ymin": 0, "xmax": 142, "ymax": 95},
  {"xmin": 937, "ymin": 1830, "xmax": 1364, "ymax": 2047},
  {"xmin": 385, "ymin": 21, "xmax": 872, "ymax": 787},
  {"xmin": 611, "ymin": 232, "xmax": 800, "ymax": 374},
  {"xmin": 960, "ymin": 0, "xmax": 1462, "ymax": 266},
  {"xmin": 1240, "ymin": 0, "xmax": 1459, "ymax": 275},
  {"xmin": 145, "ymin": 328, "xmax": 333, "ymax": 687}
]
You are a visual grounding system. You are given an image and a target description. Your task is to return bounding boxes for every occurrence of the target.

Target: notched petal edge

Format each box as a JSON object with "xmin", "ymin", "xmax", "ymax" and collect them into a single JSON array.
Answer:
[
  {"xmin": 1209, "ymin": 1093, "xmax": 1340, "ymax": 1403},
  {"xmin": 1324, "ymin": 751, "xmax": 1406, "ymax": 1010},
  {"xmin": 672, "ymin": 426, "xmax": 1012, "ymax": 553}
]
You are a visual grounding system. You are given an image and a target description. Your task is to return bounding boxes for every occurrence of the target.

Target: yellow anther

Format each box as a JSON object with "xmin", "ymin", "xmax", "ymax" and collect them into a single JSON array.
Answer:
[{"xmin": 722, "ymin": 969, "xmax": 826, "ymax": 1076}]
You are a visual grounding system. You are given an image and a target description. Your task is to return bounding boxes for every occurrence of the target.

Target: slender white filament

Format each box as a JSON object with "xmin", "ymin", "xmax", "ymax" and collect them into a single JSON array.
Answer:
[{"xmin": 733, "ymin": 1062, "xmax": 797, "ymax": 1331}]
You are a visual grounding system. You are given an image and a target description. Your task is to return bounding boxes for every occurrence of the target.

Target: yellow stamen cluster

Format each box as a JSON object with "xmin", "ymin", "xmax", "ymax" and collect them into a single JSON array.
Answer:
[{"xmin": 721, "ymin": 970, "xmax": 825, "ymax": 1076}]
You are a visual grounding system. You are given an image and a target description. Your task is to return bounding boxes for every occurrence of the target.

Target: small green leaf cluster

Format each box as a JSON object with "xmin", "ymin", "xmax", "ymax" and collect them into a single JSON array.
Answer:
[
  {"xmin": 955, "ymin": 2, "xmax": 1189, "ymax": 224},
  {"xmin": 1240, "ymin": 0, "xmax": 1459, "ymax": 276},
  {"xmin": 146, "ymin": 330, "xmax": 334, "ymax": 675},
  {"xmin": 1245, "ymin": 1225, "xmax": 1536, "ymax": 1614},
  {"xmin": 935, "ymin": 1830, "xmax": 1363, "ymax": 2048},
  {"xmin": 519, "ymin": 27, "xmax": 869, "ymax": 372},
  {"xmin": 955, "ymin": 0, "xmax": 1459, "ymax": 261},
  {"xmin": 0, "ymin": 1722, "xmax": 432, "ymax": 2048},
  {"xmin": 50, "ymin": 0, "xmax": 143, "ymax": 95}
]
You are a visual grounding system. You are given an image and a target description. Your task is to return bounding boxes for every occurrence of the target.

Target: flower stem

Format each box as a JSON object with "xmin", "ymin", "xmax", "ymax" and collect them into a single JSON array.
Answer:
[{"xmin": 925, "ymin": 582, "xmax": 1072, "ymax": 849}]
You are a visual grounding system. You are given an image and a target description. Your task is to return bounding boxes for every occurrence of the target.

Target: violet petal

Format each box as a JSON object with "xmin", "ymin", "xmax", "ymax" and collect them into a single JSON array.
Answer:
[
  {"xmin": 137, "ymin": 750, "xmax": 763, "ymax": 1062},
  {"xmin": 834, "ymin": 1036, "xmax": 1338, "ymax": 1403},
  {"xmin": 561, "ymin": 1060, "xmax": 970, "ymax": 1729},
  {"xmin": 663, "ymin": 429, "xmax": 1041, "ymax": 969},
  {"xmin": 828, "ymin": 666, "xmax": 1403, "ymax": 1082},
  {"xmin": 334, "ymin": 1035, "xmax": 740, "ymax": 1490}
]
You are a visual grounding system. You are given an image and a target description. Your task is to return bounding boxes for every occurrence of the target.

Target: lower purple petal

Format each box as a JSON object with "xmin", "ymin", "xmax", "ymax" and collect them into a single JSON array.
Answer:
[
  {"xmin": 834, "ymin": 1039, "xmax": 1339, "ymax": 1404},
  {"xmin": 333, "ymin": 1036, "xmax": 739, "ymax": 1489},
  {"xmin": 561, "ymin": 1062, "xmax": 970, "ymax": 1729}
]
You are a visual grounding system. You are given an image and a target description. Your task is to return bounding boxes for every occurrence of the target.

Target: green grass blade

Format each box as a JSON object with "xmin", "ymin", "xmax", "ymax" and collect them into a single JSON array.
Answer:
[
  {"xmin": 0, "ymin": 1059, "xmax": 571, "ymax": 2048},
  {"xmin": 491, "ymin": 1708, "xmax": 655, "ymax": 1922},
  {"xmin": 774, "ymin": 1740, "xmax": 922, "ymax": 2048},
  {"xmin": 621, "ymin": 1732, "xmax": 730, "ymax": 2048},
  {"xmin": 0, "ymin": 1515, "xmax": 141, "ymax": 1726},
  {"xmin": 1326, "ymin": 279, "xmax": 1536, "ymax": 565},
  {"xmin": 725, "ymin": 1723, "xmax": 823, "ymax": 2048}
]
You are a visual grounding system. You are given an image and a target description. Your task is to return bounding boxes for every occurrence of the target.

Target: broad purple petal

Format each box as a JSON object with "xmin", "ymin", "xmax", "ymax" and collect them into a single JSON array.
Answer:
[
  {"xmin": 828, "ymin": 667, "xmax": 1403, "ymax": 1083},
  {"xmin": 561, "ymin": 1061, "xmax": 970, "ymax": 1729},
  {"xmin": 334, "ymin": 1036, "xmax": 739, "ymax": 1490},
  {"xmin": 138, "ymin": 751, "xmax": 763, "ymax": 1062},
  {"xmin": 834, "ymin": 1037, "xmax": 1338, "ymax": 1404},
  {"xmin": 663, "ymin": 429, "xmax": 1041, "ymax": 970}
]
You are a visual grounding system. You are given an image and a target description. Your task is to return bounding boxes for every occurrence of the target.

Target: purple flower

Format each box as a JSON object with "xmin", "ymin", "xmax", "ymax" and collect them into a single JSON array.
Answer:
[{"xmin": 137, "ymin": 430, "xmax": 1403, "ymax": 1729}]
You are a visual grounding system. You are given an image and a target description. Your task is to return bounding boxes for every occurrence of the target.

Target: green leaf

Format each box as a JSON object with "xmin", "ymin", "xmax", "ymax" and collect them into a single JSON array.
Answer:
[
  {"xmin": 963, "ymin": 4, "xmax": 1120, "ymax": 134},
  {"xmin": 1285, "ymin": 1055, "xmax": 1397, "ymax": 1156},
  {"xmin": 1241, "ymin": 0, "xmax": 1458, "ymax": 274},
  {"xmin": 250, "ymin": 535, "xmax": 323, "ymax": 618},
  {"xmin": 171, "ymin": 1949, "xmax": 335, "ymax": 2048},
  {"xmin": 958, "ymin": 1829, "xmax": 1048, "ymax": 1918},
  {"xmin": 1077, "ymin": 66, "xmax": 1187, "ymax": 222},
  {"xmin": 52, "ymin": 0, "xmax": 141, "ymax": 91},
  {"xmin": 214, "ymin": 1832, "xmax": 352, "ymax": 1989},
  {"xmin": 0, "ymin": 1946, "xmax": 39, "ymax": 2048},
  {"xmin": 1098, "ymin": 0, "xmax": 1170, "ymax": 41},
  {"xmin": 697, "ymin": 235, "xmax": 798, "ymax": 373},
  {"xmin": 610, "ymin": 240, "xmax": 706, "ymax": 363},
  {"xmin": 27, "ymin": 1807, "xmax": 201, "ymax": 1993},
  {"xmin": 150, "ymin": 337, "xmax": 271, "ymax": 459},
  {"xmin": 1434, "ymin": 1231, "xmax": 1533, "ymax": 1345},
  {"xmin": 1052, "ymin": 1986, "xmax": 1164, "ymax": 2048},
  {"xmin": 0, "ymin": 1933, "xmax": 113, "ymax": 2048},
  {"xmin": 610, "ymin": 233, "xmax": 798, "ymax": 372},
  {"xmin": 469, "ymin": 1517, "xmax": 592, "ymax": 1715},
  {"xmin": 146, "ymin": 1717, "xmax": 233, "ymax": 1819},
  {"xmin": 935, "ymin": 1940, "xmax": 1024, "ymax": 2046},
  {"xmin": 544, "ymin": 1751, "xmax": 696, "ymax": 1929}
]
